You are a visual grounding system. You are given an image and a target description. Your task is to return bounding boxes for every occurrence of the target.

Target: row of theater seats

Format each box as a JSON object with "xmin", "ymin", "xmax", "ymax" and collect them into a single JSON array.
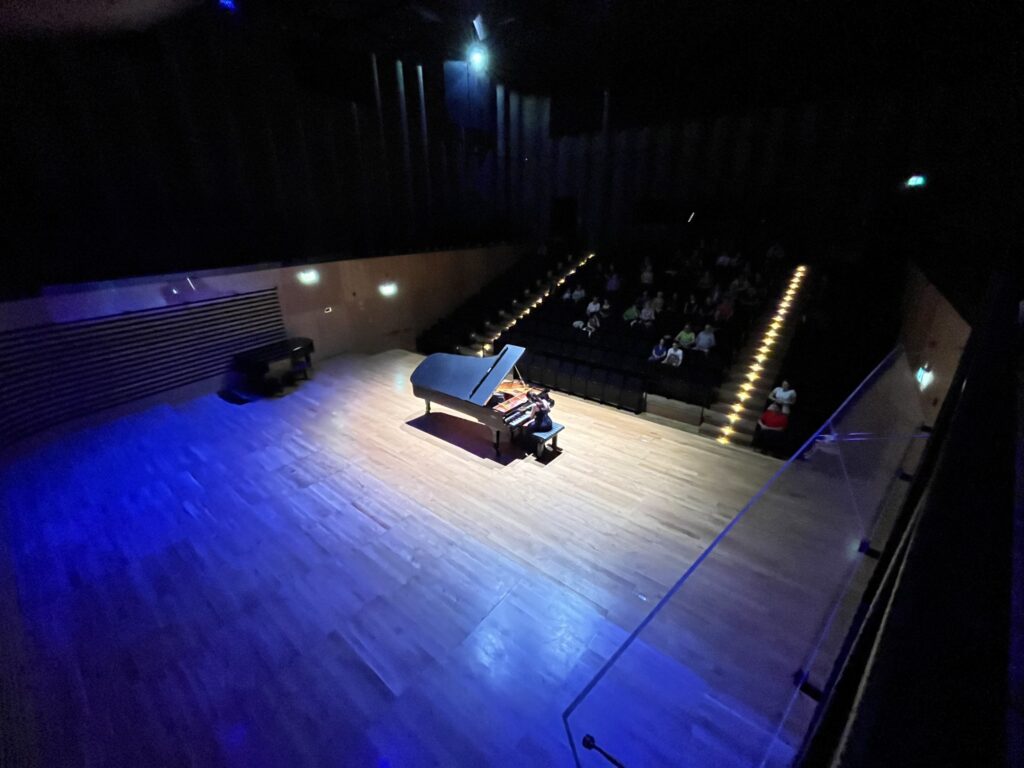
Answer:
[
  {"xmin": 518, "ymin": 351, "xmax": 646, "ymax": 413},
  {"xmin": 498, "ymin": 322, "xmax": 727, "ymax": 407},
  {"xmin": 417, "ymin": 251, "xmax": 569, "ymax": 354}
]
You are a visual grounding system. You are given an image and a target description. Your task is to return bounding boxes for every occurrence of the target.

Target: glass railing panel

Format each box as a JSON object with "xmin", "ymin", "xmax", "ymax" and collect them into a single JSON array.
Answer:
[{"xmin": 564, "ymin": 348, "xmax": 928, "ymax": 768}]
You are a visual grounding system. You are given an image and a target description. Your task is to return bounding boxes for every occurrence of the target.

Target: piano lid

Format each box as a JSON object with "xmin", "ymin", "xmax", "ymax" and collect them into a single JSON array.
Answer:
[{"xmin": 410, "ymin": 345, "xmax": 526, "ymax": 406}]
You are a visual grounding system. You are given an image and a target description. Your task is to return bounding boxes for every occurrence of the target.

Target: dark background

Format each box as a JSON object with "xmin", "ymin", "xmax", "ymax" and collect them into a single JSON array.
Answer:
[{"xmin": 0, "ymin": 0, "xmax": 1017, "ymax": 322}]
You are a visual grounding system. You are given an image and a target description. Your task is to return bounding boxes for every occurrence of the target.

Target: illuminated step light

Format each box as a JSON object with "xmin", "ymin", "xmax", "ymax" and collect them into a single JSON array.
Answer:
[
  {"xmin": 737, "ymin": 392, "xmax": 750, "ymax": 402},
  {"xmin": 726, "ymin": 414, "xmax": 739, "ymax": 423},
  {"xmin": 746, "ymin": 372, "xmax": 759, "ymax": 382},
  {"xmin": 904, "ymin": 174, "xmax": 927, "ymax": 188},
  {"xmin": 378, "ymin": 281, "xmax": 398, "ymax": 297},
  {"xmin": 297, "ymin": 269, "xmax": 320, "ymax": 286},
  {"xmin": 718, "ymin": 436, "xmax": 730, "ymax": 444},
  {"xmin": 721, "ymin": 426, "xmax": 733, "ymax": 436},
  {"xmin": 749, "ymin": 363, "xmax": 762, "ymax": 372},
  {"xmin": 732, "ymin": 403, "xmax": 745, "ymax": 413}
]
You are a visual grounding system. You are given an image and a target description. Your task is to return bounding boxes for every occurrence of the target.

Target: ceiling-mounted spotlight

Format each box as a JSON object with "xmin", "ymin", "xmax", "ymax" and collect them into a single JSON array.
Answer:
[{"xmin": 467, "ymin": 42, "xmax": 488, "ymax": 73}]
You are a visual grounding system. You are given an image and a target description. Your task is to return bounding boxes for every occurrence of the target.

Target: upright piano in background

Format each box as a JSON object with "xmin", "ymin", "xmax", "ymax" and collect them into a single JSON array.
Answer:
[{"xmin": 410, "ymin": 345, "xmax": 546, "ymax": 454}]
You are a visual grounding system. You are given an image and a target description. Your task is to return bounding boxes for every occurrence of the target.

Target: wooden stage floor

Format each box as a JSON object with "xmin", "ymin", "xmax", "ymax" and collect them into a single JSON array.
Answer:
[{"xmin": 1, "ymin": 350, "xmax": 873, "ymax": 767}]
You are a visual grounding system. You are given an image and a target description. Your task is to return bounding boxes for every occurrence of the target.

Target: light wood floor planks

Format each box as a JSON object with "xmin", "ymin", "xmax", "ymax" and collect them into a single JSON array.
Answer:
[{"xmin": 0, "ymin": 350, "xmax": 883, "ymax": 767}]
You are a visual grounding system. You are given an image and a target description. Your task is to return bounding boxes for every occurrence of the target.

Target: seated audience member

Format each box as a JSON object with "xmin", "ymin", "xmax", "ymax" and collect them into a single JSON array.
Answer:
[
  {"xmin": 639, "ymin": 301, "xmax": 656, "ymax": 328},
  {"xmin": 571, "ymin": 285, "xmax": 587, "ymax": 303},
  {"xmin": 758, "ymin": 403, "xmax": 789, "ymax": 431},
  {"xmin": 623, "ymin": 302, "xmax": 641, "ymax": 325},
  {"xmin": 584, "ymin": 314, "xmax": 601, "ymax": 337},
  {"xmin": 694, "ymin": 324, "xmax": 716, "ymax": 353},
  {"xmin": 651, "ymin": 290, "xmax": 666, "ymax": 313},
  {"xmin": 663, "ymin": 341, "xmax": 684, "ymax": 367},
  {"xmin": 756, "ymin": 403, "xmax": 789, "ymax": 453},
  {"xmin": 769, "ymin": 380, "xmax": 797, "ymax": 414},
  {"xmin": 649, "ymin": 335, "xmax": 671, "ymax": 363},
  {"xmin": 600, "ymin": 297, "xmax": 612, "ymax": 317},
  {"xmin": 640, "ymin": 260, "xmax": 654, "ymax": 287},
  {"xmin": 715, "ymin": 295, "xmax": 735, "ymax": 323},
  {"xmin": 562, "ymin": 286, "xmax": 573, "ymax": 301},
  {"xmin": 666, "ymin": 291, "xmax": 680, "ymax": 313},
  {"xmin": 701, "ymin": 295, "xmax": 718, "ymax": 320},
  {"xmin": 675, "ymin": 323, "xmax": 696, "ymax": 348},
  {"xmin": 605, "ymin": 270, "xmax": 621, "ymax": 294},
  {"xmin": 682, "ymin": 294, "xmax": 700, "ymax": 317},
  {"xmin": 586, "ymin": 296, "xmax": 602, "ymax": 317}
]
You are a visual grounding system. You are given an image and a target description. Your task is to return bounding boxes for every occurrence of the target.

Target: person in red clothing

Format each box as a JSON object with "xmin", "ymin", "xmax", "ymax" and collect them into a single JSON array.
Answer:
[
  {"xmin": 755, "ymin": 403, "xmax": 789, "ymax": 454},
  {"xmin": 758, "ymin": 403, "xmax": 789, "ymax": 431}
]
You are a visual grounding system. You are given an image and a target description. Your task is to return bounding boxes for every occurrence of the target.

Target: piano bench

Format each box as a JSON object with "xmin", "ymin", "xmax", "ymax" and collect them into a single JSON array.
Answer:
[{"xmin": 528, "ymin": 422, "xmax": 564, "ymax": 459}]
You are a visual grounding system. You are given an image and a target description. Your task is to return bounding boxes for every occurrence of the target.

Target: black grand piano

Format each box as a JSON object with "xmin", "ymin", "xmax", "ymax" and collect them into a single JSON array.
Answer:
[
  {"xmin": 410, "ymin": 345, "xmax": 546, "ymax": 455},
  {"xmin": 233, "ymin": 336, "xmax": 315, "ymax": 393}
]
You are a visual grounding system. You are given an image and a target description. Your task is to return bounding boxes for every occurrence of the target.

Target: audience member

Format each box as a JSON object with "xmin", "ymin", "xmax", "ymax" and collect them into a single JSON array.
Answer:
[
  {"xmin": 600, "ymin": 298, "xmax": 612, "ymax": 317},
  {"xmin": 584, "ymin": 314, "xmax": 601, "ymax": 337},
  {"xmin": 605, "ymin": 270, "xmax": 621, "ymax": 294},
  {"xmin": 649, "ymin": 335, "xmax": 671, "ymax": 363},
  {"xmin": 640, "ymin": 260, "xmax": 654, "ymax": 287},
  {"xmin": 571, "ymin": 285, "xmax": 586, "ymax": 303},
  {"xmin": 682, "ymin": 294, "xmax": 700, "ymax": 317},
  {"xmin": 758, "ymin": 403, "xmax": 789, "ymax": 431},
  {"xmin": 769, "ymin": 380, "xmax": 797, "ymax": 414},
  {"xmin": 715, "ymin": 295, "xmax": 735, "ymax": 323},
  {"xmin": 623, "ymin": 301, "xmax": 641, "ymax": 325},
  {"xmin": 694, "ymin": 324, "xmax": 716, "ymax": 353},
  {"xmin": 651, "ymin": 290, "xmax": 666, "ymax": 313},
  {"xmin": 639, "ymin": 301, "xmax": 656, "ymax": 328},
  {"xmin": 674, "ymin": 323, "xmax": 696, "ymax": 348},
  {"xmin": 586, "ymin": 296, "xmax": 602, "ymax": 317},
  {"xmin": 663, "ymin": 341, "xmax": 684, "ymax": 367}
]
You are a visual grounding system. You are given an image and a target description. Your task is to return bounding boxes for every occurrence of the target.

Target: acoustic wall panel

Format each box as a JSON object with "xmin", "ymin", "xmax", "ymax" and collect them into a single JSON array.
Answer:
[{"xmin": 0, "ymin": 289, "xmax": 286, "ymax": 444}]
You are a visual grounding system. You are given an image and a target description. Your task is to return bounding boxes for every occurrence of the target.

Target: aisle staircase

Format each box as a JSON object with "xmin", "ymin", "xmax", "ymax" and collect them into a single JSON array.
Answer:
[{"xmin": 699, "ymin": 266, "xmax": 808, "ymax": 446}]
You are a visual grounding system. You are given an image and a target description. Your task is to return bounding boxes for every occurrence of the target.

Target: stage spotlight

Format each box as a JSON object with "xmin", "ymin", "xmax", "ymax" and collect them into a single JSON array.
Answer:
[
  {"xmin": 904, "ymin": 174, "xmax": 927, "ymax": 188},
  {"xmin": 296, "ymin": 269, "xmax": 319, "ymax": 286},
  {"xmin": 378, "ymin": 281, "xmax": 398, "ymax": 297},
  {"xmin": 468, "ymin": 43, "xmax": 488, "ymax": 73}
]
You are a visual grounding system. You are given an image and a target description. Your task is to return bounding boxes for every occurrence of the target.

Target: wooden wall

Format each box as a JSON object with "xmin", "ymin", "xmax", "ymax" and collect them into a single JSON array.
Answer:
[
  {"xmin": 0, "ymin": 244, "xmax": 520, "ymax": 443},
  {"xmin": 900, "ymin": 264, "xmax": 972, "ymax": 425}
]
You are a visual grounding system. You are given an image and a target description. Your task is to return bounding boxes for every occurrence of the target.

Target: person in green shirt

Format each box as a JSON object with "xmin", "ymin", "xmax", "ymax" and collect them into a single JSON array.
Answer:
[
  {"xmin": 674, "ymin": 323, "xmax": 696, "ymax": 348},
  {"xmin": 622, "ymin": 302, "xmax": 641, "ymax": 325}
]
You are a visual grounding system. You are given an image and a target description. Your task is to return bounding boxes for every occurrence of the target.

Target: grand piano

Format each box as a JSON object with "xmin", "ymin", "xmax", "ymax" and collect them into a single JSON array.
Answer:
[{"xmin": 410, "ymin": 345, "xmax": 545, "ymax": 455}]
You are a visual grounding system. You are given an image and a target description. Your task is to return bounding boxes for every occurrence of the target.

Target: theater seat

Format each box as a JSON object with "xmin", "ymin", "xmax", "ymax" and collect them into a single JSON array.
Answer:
[
  {"xmin": 620, "ymin": 376, "xmax": 645, "ymax": 413},
  {"xmin": 602, "ymin": 372, "xmax": 624, "ymax": 407},
  {"xmin": 585, "ymin": 368, "xmax": 607, "ymax": 401},
  {"xmin": 571, "ymin": 364, "xmax": 591, "ymax": 397}
]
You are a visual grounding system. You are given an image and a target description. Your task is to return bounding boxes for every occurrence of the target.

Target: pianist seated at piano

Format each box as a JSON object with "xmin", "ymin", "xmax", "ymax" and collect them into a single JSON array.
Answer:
[{"xmin": 524, "ymin": 390, "xmax": 554, "ymax": 434}]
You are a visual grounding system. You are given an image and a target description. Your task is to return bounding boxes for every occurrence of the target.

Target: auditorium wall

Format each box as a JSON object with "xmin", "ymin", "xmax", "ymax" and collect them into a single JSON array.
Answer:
[
  {"xmin": 899, "ymin": 264, "xmax": 971, "ymax": 426},
  {"xmin": 0, "ymin": 244, "xmax": 520, "ymax": 360}
]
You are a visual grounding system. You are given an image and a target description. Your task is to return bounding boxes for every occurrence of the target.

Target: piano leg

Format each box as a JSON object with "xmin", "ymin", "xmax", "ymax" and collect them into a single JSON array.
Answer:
[
  {"xmin": 494, "ymin": 431, "xmax": 500, "ymax": 456},
  {"xmin": 425, "ymin": 401, "xmax": 431, "ymax": 415}
]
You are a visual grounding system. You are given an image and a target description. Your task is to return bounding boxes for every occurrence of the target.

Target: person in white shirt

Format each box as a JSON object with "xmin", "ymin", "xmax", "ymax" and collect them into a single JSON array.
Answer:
[
  {"xmin": 769, "ymin": 380, "xmax": 797, "ymax": 414},
  {"xmin": 571, "ymin": 285, "xmax": 586, "ymax": 303},
  {"xmin": 662, "ymin": 341, "xmax": 684, "ymax": 367},
  {"xmin": 639, "ymin": 301, "xmax": 656, "ymax": 327},
  {"xmin": 586, "ymin": 297, "xmax": 602, "ymax": 316},
  {"xmin": 694, "ymin": 324, "xmax": 716, "ymax": 353}
]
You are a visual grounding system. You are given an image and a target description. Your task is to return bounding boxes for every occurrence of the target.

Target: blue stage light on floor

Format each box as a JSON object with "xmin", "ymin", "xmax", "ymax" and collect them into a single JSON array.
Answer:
[{"xmin": 904, "ymin": 174, "xmax": 927, "ymax": 188}]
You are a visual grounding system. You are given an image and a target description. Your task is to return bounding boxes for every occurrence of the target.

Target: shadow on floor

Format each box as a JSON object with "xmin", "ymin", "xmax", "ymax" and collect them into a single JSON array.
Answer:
[{"xmin": 405, "ymin": 413, "xmax": 524, "ymax": 465}]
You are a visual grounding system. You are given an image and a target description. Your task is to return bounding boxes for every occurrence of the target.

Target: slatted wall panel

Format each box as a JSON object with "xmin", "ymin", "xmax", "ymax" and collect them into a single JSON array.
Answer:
[{"xmin": 0, "ymin": 289, "xmax": 286, "ymax": 444}]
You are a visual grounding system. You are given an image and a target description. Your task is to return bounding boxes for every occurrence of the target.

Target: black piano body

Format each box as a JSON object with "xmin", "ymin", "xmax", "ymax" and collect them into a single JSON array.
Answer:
[
  {"xmin": 233, "ymin": 336, "xmax": 315, "ymax": 393},
  {"xmin": 410, "ymin": 345, "xmax": 544, "ymax": 454}
]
